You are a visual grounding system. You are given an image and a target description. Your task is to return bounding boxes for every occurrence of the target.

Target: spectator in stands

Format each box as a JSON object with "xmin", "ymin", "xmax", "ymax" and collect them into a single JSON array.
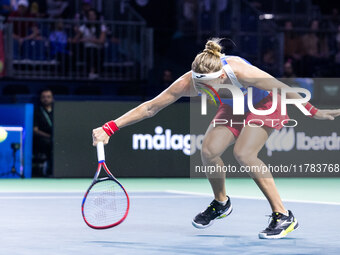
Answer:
[
  {"xmin": 335, "ymin": 25, "xmax": 340, "ymax": 75},
  {"xmin": 283, "ymin": 59, "xmax": 296, "ymax": 78},
  {"xmin": 262, "ymin": 49, "xmax": 278, "ymax": 77},
  {"xmin": 301, "ymin": 20, "xmax": 319, "ymax": 58},
  {"xmin": 337, "ymin": 24, "xmax": 340, "ymax": 51},
  {"xmin": 72, "ymin": 0, "xmax": 92, "ymax": 38},
  {"xmin": 0, "ymin": 0, "xmax": 12, "ymax": 17},
  {"xmin": 326, "ymin": 10, "xmax": 339, "ymax": 59},
  {"xmin": 283, "ymin": 20, "xmax": 303, "ymax": 76},
  {"xmin": 182, "ymin": 0, "xmax": 197, "ymax": 31},
  {"xmin": 47, "ymin": 0, "xmax": 69, "ymax": 18},
  {"xmin": 301, "ymin": 20, "xmax": 329, "ymax": 76},
  {"xmin": 30, "ymin": 1, "xmax": 39, "ymax": 16},
  {"xmin": 162, "ymin": 69, "xmax": 173, "ymax": 88},
  {"xmin": 33, "ymin": 89, "xmax": 54, "ymax": 177},
  {"xmin": 107, "ymin": 35, "xmax": 121, "ymax": 62},
  {"xmin": 329, "ymin": 8, "xmax": 340, "ymax": 30},
  {"xmin": 71, "ymin": 0, "xmax": 92, "ymax": 52},
  {"xmin": 249, "ymin": 1, "xmax": 262, "ymax": 10},
  {"xmin": 8, "ymin": 0, "xmax": 41, "ymax": 44},
  {"xmin": 49, "ymin": 20, "xmax": 67, "ymax": 54},
  {"xmin": 76, "ymin": 8, "xmax": 106, "ymax": 79},
  {"xmin": 49, "ymin": 20, "xmax": 70, "ymax": 74},
  {"xmin": 30, "ymin": 0, "xmax": 47, "ymax": 18},
  {"xmin": 284, "ymin": 21, "xmax": 302, "ymax": 61},
  {"xmin": 75, "ymin": 0, "xmax": 92, "ymax": 21}
]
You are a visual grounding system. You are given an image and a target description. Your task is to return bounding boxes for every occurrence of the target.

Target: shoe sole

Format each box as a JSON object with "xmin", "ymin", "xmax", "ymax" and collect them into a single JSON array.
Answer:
[
  {"xmin": 258, "ymin": 218, "xmax": 299, "ymax": 239},
  {"xmin": 192, "ymin": 205, "xmax": 233, "ymax": 229}
]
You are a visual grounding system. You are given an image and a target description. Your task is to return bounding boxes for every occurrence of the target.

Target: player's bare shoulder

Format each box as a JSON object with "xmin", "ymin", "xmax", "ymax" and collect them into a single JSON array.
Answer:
[
  {"xmin": 169, "ymin": 71, "xmax": 197, "ymax": 97},
  {"xmin": 225, "ymin": 56, "xmax": 245, "ymax": 73},
  {"xmin": 225, "ymin": 56, "xmax": 254, "ymax": 80}
]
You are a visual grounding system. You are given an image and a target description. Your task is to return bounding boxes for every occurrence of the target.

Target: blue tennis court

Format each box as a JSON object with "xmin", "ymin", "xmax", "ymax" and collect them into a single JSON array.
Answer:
[{"xmin": 1, "ymin": 178, "xmax": 340, "ymax": 255}]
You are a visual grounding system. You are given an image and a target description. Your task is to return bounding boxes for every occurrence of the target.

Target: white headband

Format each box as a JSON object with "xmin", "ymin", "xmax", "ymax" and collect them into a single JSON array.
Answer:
[{"xmin": 192, "ymin": 69, "xmax": 223, "ymax": 81}]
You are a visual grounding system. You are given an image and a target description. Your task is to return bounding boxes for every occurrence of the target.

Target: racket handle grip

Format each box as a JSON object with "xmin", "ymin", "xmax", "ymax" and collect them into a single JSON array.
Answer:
[{"xmin": 96, "ymin": 142, "xmax": 105, "ymax": 162}]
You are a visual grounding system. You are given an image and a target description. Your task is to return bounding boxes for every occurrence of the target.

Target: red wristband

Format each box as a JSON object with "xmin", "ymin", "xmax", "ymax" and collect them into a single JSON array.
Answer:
[
  {"xmin": 102, "ymin": 120, "xmax": 119, "ymax": 136},
  {"xmin": 305, "ymin": 102, "xmax": 318, "ymax": 117}
]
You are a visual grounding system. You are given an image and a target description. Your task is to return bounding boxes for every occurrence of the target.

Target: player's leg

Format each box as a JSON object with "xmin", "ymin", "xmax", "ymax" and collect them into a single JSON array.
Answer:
[
  {"xmin": 233, "ymin": 125, "xmax": 285, "ymax": 213},
  {"xmin": 233, "ymin": 125, "xmax": 298, "ymax": 239},
  {"xmin": 192, "ymin": 124, "xmax": 235, "ymax": 229},
  {"xmin": 201, "ymin": 125, "xmax": 235, "ymax": 201}
]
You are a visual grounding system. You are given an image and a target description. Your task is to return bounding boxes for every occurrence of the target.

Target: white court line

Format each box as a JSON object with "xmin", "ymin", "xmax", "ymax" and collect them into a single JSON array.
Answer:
[
  {"xmin": 0, "ymin": 196, "xmax": 82, "ymax": 199},
  {"xmin": 1, "ymin": 190, "xmax": 340, "ymax": 205},
  {"xmin": 0, "ymin": 195, "xmax": 202, "ymax": 200},
  {"xmin": 0, "ymin": 190, "xmax": 160, "ymax": 194},
  {"xmin": 0, "ymin": 190, "xmax": 89, "ymax": 193},
  {"xmin": 165, "ymin": 190, "xmax": 340, "ymax": 206}
]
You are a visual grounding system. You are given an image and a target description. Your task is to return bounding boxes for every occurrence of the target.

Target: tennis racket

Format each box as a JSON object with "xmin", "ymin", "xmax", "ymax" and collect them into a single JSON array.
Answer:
[{"xmin": 81, "ymin": 142, "xmax": 130, "ymax": 229}]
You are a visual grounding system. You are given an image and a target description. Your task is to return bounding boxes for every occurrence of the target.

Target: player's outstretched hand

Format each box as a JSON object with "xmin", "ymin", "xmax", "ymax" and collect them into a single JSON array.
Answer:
[
  {"xmin": 313, "ymin": 109, "xmax": 340, "ymax": 120},
  {"xmin": 92, "ymin": 127, "xmax": 110, "ymax": 146}
]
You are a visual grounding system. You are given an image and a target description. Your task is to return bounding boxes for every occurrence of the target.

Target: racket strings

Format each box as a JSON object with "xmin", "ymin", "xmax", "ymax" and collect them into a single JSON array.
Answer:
[{"xmin": 83, "ymin": 179, "xmax": 128, "ymax": 227}]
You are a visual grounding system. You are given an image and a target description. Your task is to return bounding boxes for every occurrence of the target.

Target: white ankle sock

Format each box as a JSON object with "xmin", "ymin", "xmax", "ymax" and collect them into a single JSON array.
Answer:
[
  {"xmin": 282, "ymin": 210, "xmax": 289, "ymax": 216},
  {"xmin": 216, "ymin": 198, "xmax": 228, "ymax": 206}
]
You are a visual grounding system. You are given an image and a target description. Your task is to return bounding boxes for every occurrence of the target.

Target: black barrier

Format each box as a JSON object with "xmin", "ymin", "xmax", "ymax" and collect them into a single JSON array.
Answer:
[
  {"xmin": 53, "ymin": 101, "xmax": 190, "ymax": 177},
  {"xmin": 53, "ymin": 101, "xmax": 340, "ymax": 178}
]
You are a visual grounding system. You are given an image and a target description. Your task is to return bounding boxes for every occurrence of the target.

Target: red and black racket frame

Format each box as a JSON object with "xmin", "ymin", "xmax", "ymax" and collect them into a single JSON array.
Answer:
[{"xmin": 81, "ymin": 160, "xmax": 130, "ymax": 229}]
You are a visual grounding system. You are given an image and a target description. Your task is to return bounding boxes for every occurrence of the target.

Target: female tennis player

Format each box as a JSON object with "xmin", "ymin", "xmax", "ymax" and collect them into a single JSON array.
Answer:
[{"xmin": 92, "ymin": 38, "xmax": 340, "ymax": 239}]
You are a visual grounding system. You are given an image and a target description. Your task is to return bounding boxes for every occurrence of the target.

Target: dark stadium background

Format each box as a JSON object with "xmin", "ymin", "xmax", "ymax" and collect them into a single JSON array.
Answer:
[{"xmin": 0, "ymin": 0, "xmax": 339, "ymax": 178}]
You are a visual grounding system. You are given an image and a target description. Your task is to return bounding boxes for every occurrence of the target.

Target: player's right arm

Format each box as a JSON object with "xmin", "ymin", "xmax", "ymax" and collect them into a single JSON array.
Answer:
[{"xmin": 92, "ymin": 71, "xmax": 195, "ymax": 146}]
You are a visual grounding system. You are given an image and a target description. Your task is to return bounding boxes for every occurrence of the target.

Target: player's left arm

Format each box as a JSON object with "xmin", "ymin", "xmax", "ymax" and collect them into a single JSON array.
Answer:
[{"xmin": 227, "ymin": 56, "xmax": 340, "ymax": 120}]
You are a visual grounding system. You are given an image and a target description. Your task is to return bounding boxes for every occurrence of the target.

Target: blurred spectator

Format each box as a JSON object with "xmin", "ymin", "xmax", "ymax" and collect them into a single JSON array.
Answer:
[
  {"xmin": 284, "ymin": 20, "xmax": 302, "ymax": 61},
  {"xmin": 0, "ymin": 0, "xmax": 12, "ymax": 17},
  {"xmin": 49, "ymin": 20, "xmax": 67, "ymax": 55},
  {"xmin": 47, "ymin": 0, "xmax": 68, "ymax": 18},
  {"xmin": 30, "ymin": 0, "xmax": 47, "ymax": 17},
  {"xmin": 335, "ymin": 25, "xmax": 340, "ymax": 74},
  {"xmin": 283, "ymin": 59, "xmax": 296, "ymax": 78},
  {"xmin": 107, "ymin": 35, "xmax": 121, "ymax": 62},
  {"xmin": 329, "ymin": 8, "xmax": 340, "ymax": 30},
  {"xmin": 8, "ymin": 0, "xmax": 41, "ymax": 44},
  {"xmin": 318, "ymin": 32, "xmax": 330, "ymax": 59},
  {"xmin": 283, "ymin": 20, "xmax": 303, "ymax": 76},
  {"xmin": 151, "ymin": 69, "xmax": 174, "ymax": 95},
  {"xmin": 183, "ymin": 0, "xmax": 195, "ymax": 21},
  {"xmin": 182, "ymin": 0, "xmax": 197, "ymax": 32},
  {"xmin": 75, "ymin": 0, "xmax": 92, "ymax": 21},
  {"xmin": 301, "ymin": 20, "xmax": 329, "ymax": 76},
  {"xmin": 30, "ymin": 1, "xmax": 39, "ymax": 16},
  {"xmin": 335, "ymin": 50, "xmax": 340, "ymax": 75},
  {"xmin": 301, "ymin": 20, "xmax": 319, "ymax": 58},
  {"xmin": 33, "ymin": 89, "xmax": 54, "ymax": 177},
  {"xmin": 72, "ymin": 0, "xmax": 92, "ymax": 42},
  {"xmin": 249, "ymin": 1, "xmax": 262, "ymax": 10},
  {"xmin": 262, "ymin": 49, "xmax": 278, "ymax": 76},
  {"xmin": 162, "ymin": 69, "xmax": 173, "ymax": 88},
  {"xmin": 337, "ymin": 24, "xmax": 340, "ymax": 51},
  {"xmin": 76, "ymin": 8, "xmax": 106, "ymax": 79},
  {"xmin": 327, "ymin": 10, "xmax": 339, "ymax": 58},
  {"xmin": 49, "ymin": 20, "xmax": 70, "ymax": 73}
]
